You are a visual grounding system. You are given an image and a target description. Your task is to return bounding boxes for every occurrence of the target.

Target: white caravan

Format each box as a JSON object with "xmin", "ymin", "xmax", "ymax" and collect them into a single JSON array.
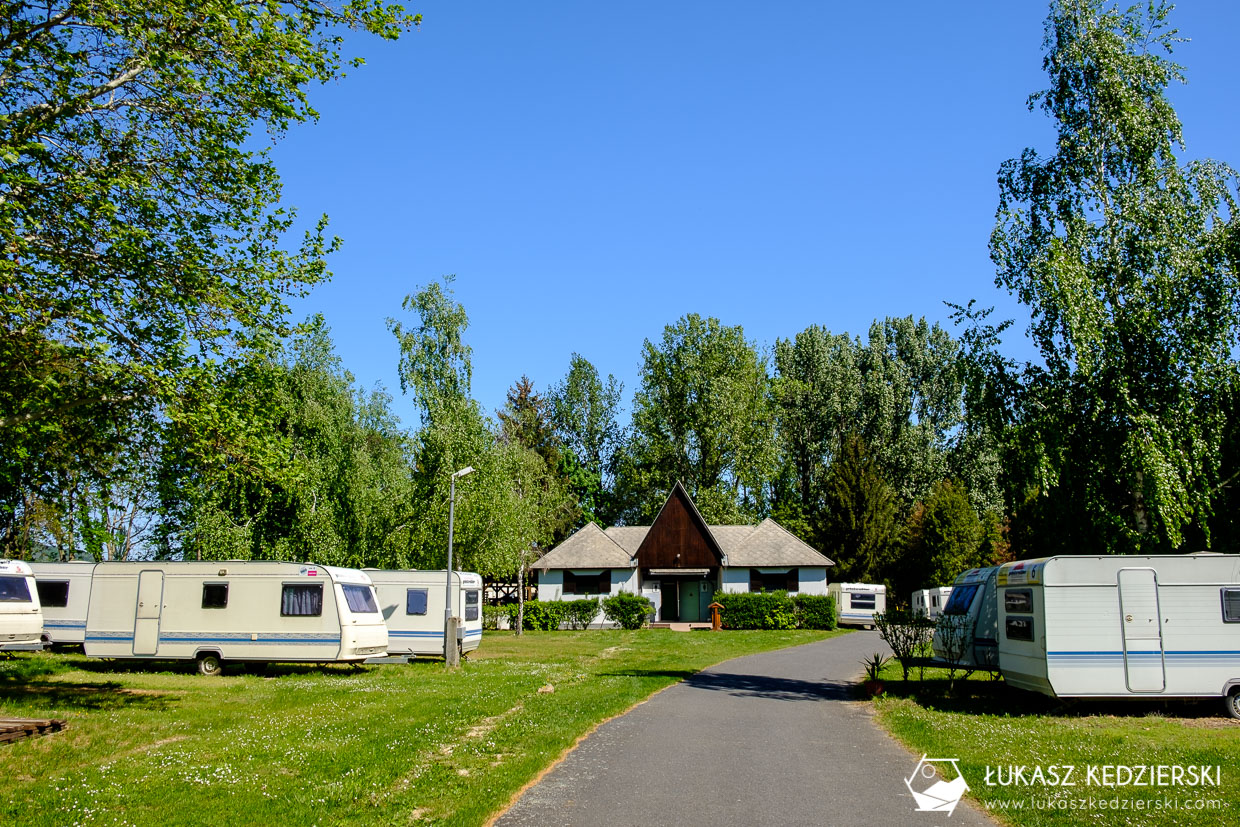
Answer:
[
  {"xmin": 84, "ymin": 561, "xmax": 387, "ymax": 674},
  {"xmin": 912, "ymin": 586, "xmax": 954, "ymax": 619},
  {"xmin": 0, "ymin": 560, "xmax": 44, "ymax": 651},
  {"xmin": 996, "ymin": 555, "xmax": 1240, "ymax": 716},
  {"xmin": 829, "ymin": 582, "xmax": 886, "ymax": 628},
  {"xmin": 367, "ymin": 570, "xmax": 483, "ymax": 657},
  {"xmin": 932, "ymin": 567, "xmax": 999, "ymax": 669},
  {"xmin": 30, "ymin": 561, "xmax": 96, "ymax": 645}
]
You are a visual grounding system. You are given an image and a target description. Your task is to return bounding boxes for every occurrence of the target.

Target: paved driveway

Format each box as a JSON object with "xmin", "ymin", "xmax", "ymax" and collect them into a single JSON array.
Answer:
[{"xmin": 495, "ymin": 630, "xmax": 995, "ymax": 827}]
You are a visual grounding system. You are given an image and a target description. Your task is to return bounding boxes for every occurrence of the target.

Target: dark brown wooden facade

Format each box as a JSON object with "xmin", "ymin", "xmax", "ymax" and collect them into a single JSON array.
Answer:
[{"xmin": 633, "ymin": 482, "xmax": 723, "ymax": 571}]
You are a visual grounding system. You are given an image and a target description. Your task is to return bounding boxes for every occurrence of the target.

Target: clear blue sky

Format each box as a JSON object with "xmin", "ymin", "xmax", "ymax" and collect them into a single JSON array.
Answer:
[{"xmin": 275, "ymin": 1, "xmax": 1240, "ymax": 426}]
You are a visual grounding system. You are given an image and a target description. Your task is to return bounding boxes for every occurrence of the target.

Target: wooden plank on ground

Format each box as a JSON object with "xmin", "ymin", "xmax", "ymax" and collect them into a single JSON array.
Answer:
[{"xmin": 0, "ymin": 717, "xmax": 67, "ymax": 743}]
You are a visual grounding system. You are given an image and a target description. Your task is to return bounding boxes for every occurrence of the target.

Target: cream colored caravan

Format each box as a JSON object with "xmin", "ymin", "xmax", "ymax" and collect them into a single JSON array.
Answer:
[
  {"xmin": 30, "ymin": 561, "xmax": 96, "ymax": 645},
  {"xmin": 84, "ymin": 561, "xmax": 387, "ymax": 674},
  {"xmin": 0, "ymin": 559, "xmax": 43, "ymax": 651},
  {"xmin": 367, "ymin": 570, "xmax": 483, "ymax": 657},
  {"xmin": 996, "ymin": 555, "xmax": 1240, "ymax": 717},
  {"xmin": 828, "ymin": 582, "xmax": 886, "ymax": 628}
]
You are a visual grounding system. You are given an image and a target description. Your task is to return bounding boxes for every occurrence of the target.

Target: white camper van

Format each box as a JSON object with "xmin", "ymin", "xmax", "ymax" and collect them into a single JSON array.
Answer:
[
  {"xmin": 996, "ymin": 555, "xmax": 1240, "ymax": 717},
  {"xmin": 84, "ymin": 561, "xmax": 387, "ymax": 674},
  {"xmin": 30, "ymin": 561, "xmax": 96, "ymax": 645},
  {"xmin": 0, "ymin": 560, "xmax": 44, "ymax": 651},
  {"xmin": 912, "ymin": 586, "xmax": 954, "ymax": 619},
  {"xmin": 932, "ymin": 566, "xmax": 999, "ymax": 669},
  {"xmin": 367, "ymin": 570, "xmax": 483, "ymax": 657},
  {"xmin": 829, "ymin": 582, "xmax": 886, "ymax": 628}
]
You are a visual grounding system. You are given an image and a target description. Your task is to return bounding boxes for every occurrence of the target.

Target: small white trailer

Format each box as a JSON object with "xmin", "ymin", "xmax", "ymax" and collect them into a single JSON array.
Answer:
[
  {"xmin": 932, "ymin": 566, "xmax": 999, "ymax": 669},
  {"xmin": 30, "ymin": 561, "xmax": 96, "ymax": 645},
  {"xmin": 829, "ymin": 582, "xmax": 886, "ymax": 628},
  {"xmin": 84, "ymin": 561, "xmax": 388, "ymax": 674},
  {"xmin": 912, "ymin": 586, "xmax": 954, "ymax": 619},
  {"xmin": 996, "ymin": 554, "xmax": 1240, "ymax": 716},
  {"xmin": 366, "ymin": 570, "xmax": 483, "ymax": 657},
  {"xmin": 0, "ymin": 560, "xmax": 44, "ymax": 651}
]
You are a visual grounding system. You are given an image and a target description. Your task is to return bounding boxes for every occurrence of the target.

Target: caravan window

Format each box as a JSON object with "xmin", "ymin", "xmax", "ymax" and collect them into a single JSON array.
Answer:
[
  {"xmin": 465, "ymin": 590, "xmax": 480, "ymax": 621},
  {"xmin": 1004, "ymin": 589, "xmax": 1033, "ymax": 613},
  {"xmin": 1006, "ymin": 616, "xmax": 1034, "ymax": 641},
  {"xmin": 281, "ymin": 584, "xmax": 323, "ymax": 617},
  {"xmin": 407, "ymin": 588, "xmax": 429, "ymax": 615},
  {"xmin": 37, "ymin": 580, "xmax": 70, "ymax": 608},
  {"xmin": 0, "ymin": 576, "xmax": 32, "ymax": 602},
  {"xmin": 943, "ymin": 584, "xmax": 979, "ymax": 615},
  {"xmin": 342, "ymin": 584, "xmax": 378, "ymax": 614},
  {"xmin": 202, "ymin": 583, "xmax": 228, "ymax": 609},
  {"xmin": 850, "ymin": 592, "xmax": 876, "ymax": 609},
  {"xmin": 1222, "ymin": 589, "xmax": 1240, "ymax": 623}
]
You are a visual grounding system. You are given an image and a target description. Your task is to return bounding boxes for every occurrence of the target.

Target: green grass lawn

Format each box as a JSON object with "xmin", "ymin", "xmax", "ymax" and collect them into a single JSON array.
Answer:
[
  {"xmin": 870, "ymin": 662, "xmax": 1240, "ymax": 826},
  {"xmin": 0, "ymin": 629, "xmax": 837, "ymax": 826}
]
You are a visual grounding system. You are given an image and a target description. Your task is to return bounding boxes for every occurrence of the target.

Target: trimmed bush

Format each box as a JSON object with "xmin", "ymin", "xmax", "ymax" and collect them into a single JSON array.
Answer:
[
  {"xmin": 564, "ymin": 599, "xmax": 601, "ymax": 630},
  {"xmin": 511, "ymin": 600, "xmax": 569, "ymax": 631},
  {"xmin": 601, "ymin": 592, "xmax": 653, "ymax": 630},
  {"xmin": 482, "ymin": 604, "xmax": 507, "ymax": 631},
  {"xmin": 712, "ymin": 592, "xmax": 838, "ymax": 630},
  {"xmin": 792, "ymin": 594, "xmax": 837, "ymax": 630}
]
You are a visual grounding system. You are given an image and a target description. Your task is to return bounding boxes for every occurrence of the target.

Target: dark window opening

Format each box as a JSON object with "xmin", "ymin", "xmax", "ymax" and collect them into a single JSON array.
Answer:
[
  {"xmin": 564, "ymin": 571, "xmax": 610, "ymax": 595},
  {"xmin": 281, "ymin": 583, "xmax": 323, "ymax": 617},
  {"xmin": 0, "ymin": 576, "xmax": 32, "ymax": 603},
  {"xmin": 343, "ymin": 584, "xmax": 378, "ymax": 614},
  {"xmin": 407, "ymin": 588, "xmax": 429, "ymax": 616},
  {"xmin": 1004, "ymin": 588, "xmax": 1033, "ymax": 614},
  {"xmin": 944, "ymin": 584, "xmax": 979, "ymax": 615},
  {"xmin": 849, "ymin": 592, "xmax": 877, "ymax": 609},
  {"xmin": 202, "ymin": 583, "xmax": 228, "ymax": 609},
  {"xmin": 750, "ymin": 569, "xmax": 798, "ymax": 593},
  {"xmin": 1222, "ymin": 588, "xmax": 1240, "ymax": 623},
  {"xmin": 465, "ymin": 590, "xmax": 480, "ymax": 621},
  {"xmin": 37, "ymin": 580, "xmax": 70, "ymax": 608},
  {"xmin": 1006, "ymin": 616, "xmax": 1034, "ymax": 641}
]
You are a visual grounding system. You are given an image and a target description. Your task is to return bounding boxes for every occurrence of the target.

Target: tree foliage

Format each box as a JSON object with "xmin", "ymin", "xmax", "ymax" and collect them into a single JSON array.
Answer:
[{"xmin": 991, "ymin": 0, "xmax": 1240, "ymax": 553}]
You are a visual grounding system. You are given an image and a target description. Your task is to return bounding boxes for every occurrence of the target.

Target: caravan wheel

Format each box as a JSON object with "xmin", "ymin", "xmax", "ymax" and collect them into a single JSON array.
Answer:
[
  {"xmin": 1224, "ymin": 687, "xmax": 1240, "ymax": 720},
  {"xmin": 196, "ymin": 653, "xmax": 223, "ymax": 677}
]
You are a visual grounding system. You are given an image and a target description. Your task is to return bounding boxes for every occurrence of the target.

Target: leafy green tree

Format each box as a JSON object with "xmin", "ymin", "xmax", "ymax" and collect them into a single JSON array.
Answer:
[
  {"xmin": 548, "ymin": 354, "xmax": 625, "ymax": 525},
  {"xmin": 900, "ymin": 480, "xmax": 984, "ymax": 600},
  {"xmin": 990, "ymin": 0, "xmax": 1240, "ymax": 553},
  {"xmin": 818, "ymin": 435, "xmax": 902, "ymax": 583},
  {"xmin": 616, "ymin": 314, "xmax": 775, "ymax": 524}
]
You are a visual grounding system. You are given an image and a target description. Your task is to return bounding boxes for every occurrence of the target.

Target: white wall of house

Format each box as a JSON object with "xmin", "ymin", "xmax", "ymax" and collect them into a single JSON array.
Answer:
[
  {"xmin": 798, "ymin": 567, "xmax": 828, "ymax": 595},
  {"xmin": 720, "ymin": 568, "xmax": 750, "ymax": 594},
  {"xmin": 535, "ymin": 569, "xmax": 638, "ymax": 627},
  {"xmin": 718, "ymin": 566, "xmax": 829, "ymax": 595}
]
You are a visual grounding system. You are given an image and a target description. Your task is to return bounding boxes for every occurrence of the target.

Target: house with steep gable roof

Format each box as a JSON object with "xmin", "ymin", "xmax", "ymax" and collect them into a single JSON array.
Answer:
[{"xmin": 531, "ymin": 482, "xmax": 834, "ymax": 623}]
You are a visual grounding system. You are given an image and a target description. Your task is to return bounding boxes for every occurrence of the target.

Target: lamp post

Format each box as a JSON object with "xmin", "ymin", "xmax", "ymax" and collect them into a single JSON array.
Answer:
[{"xmin": 445, "ymin": 465, "xmax": 474, "ymax": 666}]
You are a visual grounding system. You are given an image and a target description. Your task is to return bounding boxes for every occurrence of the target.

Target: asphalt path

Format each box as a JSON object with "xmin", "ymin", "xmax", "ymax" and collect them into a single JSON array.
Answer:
[{"xmin": 494, "ymin": 630, "xmax": 995, "ymax": 827}]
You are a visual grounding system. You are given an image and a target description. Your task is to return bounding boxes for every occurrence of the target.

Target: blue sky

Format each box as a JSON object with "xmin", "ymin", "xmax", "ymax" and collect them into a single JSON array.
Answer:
[{"xmin": 275, "ymin": 1, "xmax": 1240, "ymax": 425}]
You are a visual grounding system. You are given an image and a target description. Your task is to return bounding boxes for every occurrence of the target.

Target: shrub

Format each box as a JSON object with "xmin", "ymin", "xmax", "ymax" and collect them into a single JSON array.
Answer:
[
  {"xmin": 563, "ymin": 599, "xmax": 601, "ymax": 630},
  {"xmin": 516, "ymin": 600, "xmax": 569, "ymax": 631},
  {"xmin": 601, "ymin": 592, "xmax": 653, "ymax": 630},
  {"xmin": 792, "ymin": 594, "xmax": 836, "ymax": 630},
  {"xmin": 873, "ymin": 608, "xmax": 935, "ymax": 680},
  {"xmin": 482, "ymin": 604, "xmax": 507, "ymax": 631}
]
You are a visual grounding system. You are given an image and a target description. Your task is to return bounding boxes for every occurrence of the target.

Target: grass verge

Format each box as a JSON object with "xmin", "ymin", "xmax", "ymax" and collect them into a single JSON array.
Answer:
[
  {"xmin": 870, "ymin": 662, "xmax": 1240, "ymax": 826},
  {"xmin": 1, "ymin": 629, "xmax": 837, "ymax": 826}
]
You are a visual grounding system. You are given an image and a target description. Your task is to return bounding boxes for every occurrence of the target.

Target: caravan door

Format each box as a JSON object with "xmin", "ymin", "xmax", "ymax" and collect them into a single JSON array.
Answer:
[
  {"xmin": 1117, "ymin": 568, "xmax": 1165, "ymax": 692},
  {"xmin": 133, "ymin": 570, "xmax": 164, "ymax": 656}
]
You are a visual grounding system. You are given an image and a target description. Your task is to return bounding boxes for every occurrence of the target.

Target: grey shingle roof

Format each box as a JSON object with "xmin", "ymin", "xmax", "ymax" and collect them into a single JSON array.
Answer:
[
  {"xmin": 531, "ymin": 523, "xmax": 632, "ymax": 570},
  {"xmin": 537, "ymin": 518, "xmax": 833, "ymax": 570}
]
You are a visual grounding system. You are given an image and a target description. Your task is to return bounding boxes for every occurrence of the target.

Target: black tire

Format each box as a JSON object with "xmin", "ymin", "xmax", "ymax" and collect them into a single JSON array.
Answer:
[
  {"xmin": 196, "ymin": 653, "xmax": 223, "ymax": 677},
  {"xmin": 1224, "ymin": 687, "xmax": 1240, "ymax": 720}
]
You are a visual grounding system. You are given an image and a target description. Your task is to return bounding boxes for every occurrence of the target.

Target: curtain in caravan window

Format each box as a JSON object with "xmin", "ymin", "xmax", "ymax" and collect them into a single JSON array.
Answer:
[
  {"xmin": 406, "ymin": 589, "xmax": 429, "ymax": 615},
  {"xmin": 342, "ymin": 584, "xmax": 378, "ymax": 613},
  {"xmin": 281, "ymin": 584, "xmax": 323, "ymax": 616}
]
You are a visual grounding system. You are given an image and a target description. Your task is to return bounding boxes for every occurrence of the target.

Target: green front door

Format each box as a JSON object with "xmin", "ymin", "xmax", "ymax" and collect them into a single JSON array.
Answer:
[{"xmin": 677, "ymin": 580, "xmax": 713, "ymax": 622}]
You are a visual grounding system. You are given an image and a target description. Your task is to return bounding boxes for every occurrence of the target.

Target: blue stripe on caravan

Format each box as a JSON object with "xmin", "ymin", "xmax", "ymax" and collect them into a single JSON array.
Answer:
[{"xmin": 44, "ymin": 621, "xmax": 86, "ymax": 630}]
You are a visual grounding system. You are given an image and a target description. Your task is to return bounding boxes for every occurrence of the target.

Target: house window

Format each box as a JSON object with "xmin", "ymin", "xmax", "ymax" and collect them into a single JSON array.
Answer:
[
  {"xmin": 202, "ymin": 583, "xmax": 228, "ymax": 609},
  {"xmin": 37, "ymin": 580, "xmax": 70, "ymax": 608},
  {"xmin": 750, "ymin": 569, "xmax": 798, "ymax": 593},
  {"xmin": 281, "ymin": 583, "xmax": 323, "ymax": 617},
  {"xmin": 465, "ymin": 590, "xmax": 480, "ymax": 621},
  {"xmin": 342, "ymin": 584, "xmax": 378, "ymax": 614},
  {"xmin": 1006, "ymin": 616, "xmax": 1034, "ymax": 641},
  {"xmin": 407, "ymin": 588, "xmax": 429, "ymax": 616},
  {"xmin": 1004, "ymin": 589, "xmax": 1033, "ymax": 613},
  {"xmin": 564, "ymin": 571, "xmax": 610, "ymax": 595},
  {"xmin": 1222, "ymin": 588, "xmax": 1240, "ymax": 623},
  {"xmin": 0, "ymin": 576, "xmax": 32, "ymax": 602}
]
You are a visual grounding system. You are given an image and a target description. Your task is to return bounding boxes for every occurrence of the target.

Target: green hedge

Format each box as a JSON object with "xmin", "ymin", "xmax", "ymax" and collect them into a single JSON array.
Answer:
[
  {"xmin": 504, "ymin": 600, "xmax": 569, "ymax": 631},
  {"xmin": 601, "ymin": 592, "xmax": 654, "ymax": 630},
  {"xmin": 711, "ymin": 592, "xmax": 837, "ymax": 631}
]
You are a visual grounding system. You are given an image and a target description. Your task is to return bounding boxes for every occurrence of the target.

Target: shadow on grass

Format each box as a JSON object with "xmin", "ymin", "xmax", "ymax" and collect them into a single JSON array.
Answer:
[
  {"xmin": 0, "ymin": 680, "xmax": 176, "ymax": 711},
  {"xmin": 876, "ymin": 677, "xmax": 1229, "ymax": 720}
]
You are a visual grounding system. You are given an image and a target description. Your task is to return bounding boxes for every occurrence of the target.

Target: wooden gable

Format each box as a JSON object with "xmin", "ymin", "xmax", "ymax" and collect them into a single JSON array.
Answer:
[{"xmin": 634, "ymin": 482, "xmax": 724, "ymax": 570}]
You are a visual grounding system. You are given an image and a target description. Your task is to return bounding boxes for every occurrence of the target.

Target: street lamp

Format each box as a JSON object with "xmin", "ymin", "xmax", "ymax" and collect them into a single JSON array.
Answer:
[{"xmin": 445, "ymin": 466, "xmax": 474, "ymax": 666}]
